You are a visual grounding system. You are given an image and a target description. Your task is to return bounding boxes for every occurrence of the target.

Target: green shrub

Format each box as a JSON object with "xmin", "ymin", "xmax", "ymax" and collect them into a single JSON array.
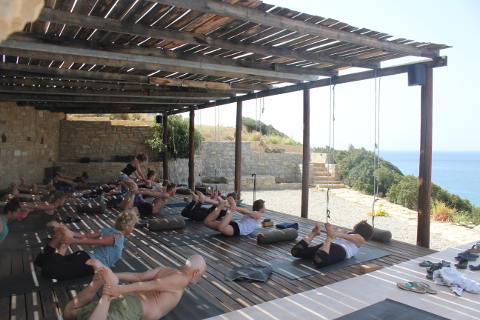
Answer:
[
  {"xmin": 242, "ymin": 117, "xmax": 287, "ymax": 137},
  {"xmin": 386, "ymin": 175, "xmax": 419, "ymax": 210},
  {"xmin": 146, "ymin": 115, "xmax": 203, "ymax": 159}
]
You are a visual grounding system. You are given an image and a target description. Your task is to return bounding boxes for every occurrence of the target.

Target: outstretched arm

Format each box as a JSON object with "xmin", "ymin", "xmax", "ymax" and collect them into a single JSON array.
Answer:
[
  {"xmin": 116, "ymin": 266, "xmax": 165, "ymax": 282},
  {"xmin": 104, "ymin": 273, "xmax": 187, "ymax": 297},
  {"xmin": 231, "ymin": 204, "xmax": 262, "ymax": 219},
  {"xmin": 137, "ymin": 189, "xmax": 169, "ymax": 199},
  {"xmin": 334, "ymin": 232, "xmax": 364, "ymax": 247},
  {"xmin": 64, "ymin": 234, "xmax": 115, "ymax": 246}
]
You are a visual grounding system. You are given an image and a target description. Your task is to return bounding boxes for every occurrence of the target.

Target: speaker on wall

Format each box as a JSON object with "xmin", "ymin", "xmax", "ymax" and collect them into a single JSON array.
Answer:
[{"xmin": 155, "ymin": 115, "xmax": 163, "ymax": 123}]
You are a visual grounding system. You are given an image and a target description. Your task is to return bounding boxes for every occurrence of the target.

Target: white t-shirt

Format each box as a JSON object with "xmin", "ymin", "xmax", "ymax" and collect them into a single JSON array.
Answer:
[
  {"xmin": 332, "ymin": 237, "xmax": 359, "ymax": 259},
  {"xmin": 236, "ymin": 215, "xmax": 259, "ymax": 236}
]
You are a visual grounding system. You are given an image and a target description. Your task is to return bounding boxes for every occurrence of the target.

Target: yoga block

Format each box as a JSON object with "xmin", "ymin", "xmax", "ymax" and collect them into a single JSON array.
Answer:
[
  {"xmin": 371, "ymin": 228, "xmax": 392, "ymax": 243},
  {"xmin": 262, "ymin": 221, "xmax": 274, "ymax": 228},
  {"xmin": 257, "ymin": 229, "xmax": 298, "ymax": 244},
  {"xmin": 149, "ymin": 217, "xmax": 186, "ymax": 231},
  {"xmin": 359, "ymin": 263, "xmax": 381, "ymax": 274}
]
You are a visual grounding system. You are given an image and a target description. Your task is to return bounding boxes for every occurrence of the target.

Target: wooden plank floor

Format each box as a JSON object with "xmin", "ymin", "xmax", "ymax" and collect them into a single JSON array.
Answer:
[{"xmin": 1, "ymin": 196, "xmax": 435, "ymax": 320}]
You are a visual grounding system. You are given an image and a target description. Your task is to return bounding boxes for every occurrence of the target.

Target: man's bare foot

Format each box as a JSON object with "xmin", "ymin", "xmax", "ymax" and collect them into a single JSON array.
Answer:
[
  {"xmin": 311, "ymin": 222, "xmax": 322, "ymax": 236},
  {"xmin": 217, "ymin": 196, "xmax": 227, "ymax": 208},
  {"xmin": 99, "ymin": 267, "xmax": 119, "ymax": 286},
  {"xmin": 324, "ymin": 222, "xmax": 336, "ymax": 239}
]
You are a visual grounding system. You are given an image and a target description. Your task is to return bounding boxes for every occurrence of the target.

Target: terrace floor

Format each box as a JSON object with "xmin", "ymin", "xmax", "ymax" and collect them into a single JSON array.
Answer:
[{"xmin": 0, "ymin": 195, "xmax": 435, "ymax": 320}]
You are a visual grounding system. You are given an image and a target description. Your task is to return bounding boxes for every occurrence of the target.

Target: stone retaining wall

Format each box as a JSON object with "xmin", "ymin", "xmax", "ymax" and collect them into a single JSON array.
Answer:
[
  {"xmin": 59, "ymin": 120, "xmax": 158, "ymax": 162},
  {"xmin": 0, "ymin": 102, "xmax": 63, "ymax": 188}
]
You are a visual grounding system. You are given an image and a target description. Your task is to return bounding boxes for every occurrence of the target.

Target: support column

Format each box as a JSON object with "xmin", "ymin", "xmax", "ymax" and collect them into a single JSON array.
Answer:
[
  {"xmin": 162, "ymin": 112, "xmax": 169, "ymax": 181},
  {"xmin": 188, "ymin": 109, "xmax": 195, "ymax": 190},
  {"xmin": 235, "ymin": 101, "xmax": 242, "ymax": 199},
  {"xmin": 417, "ymin": 67, "xmax": 433, "ymax": 248},
  {"xmin": 301, "ymin": 88, "xmax": 310, "ymax": 219}
]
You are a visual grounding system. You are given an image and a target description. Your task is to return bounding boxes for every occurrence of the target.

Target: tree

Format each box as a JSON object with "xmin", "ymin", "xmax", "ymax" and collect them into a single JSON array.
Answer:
[{"xmin": 146, "ymin": 115, "xmax": 203, "ymax": 159}]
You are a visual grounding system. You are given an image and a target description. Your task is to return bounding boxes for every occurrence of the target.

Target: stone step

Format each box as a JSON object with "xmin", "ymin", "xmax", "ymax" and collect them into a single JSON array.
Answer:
[
  {"xmin": 313, "ymin": 168, "xmax": 329, "ymax": 175},
  {"xmin": 311, "ymin": 163, "xmax": 327, "ymax": 168},
  {"xmin": 314, "ymin": 183, "xmax": 346, "ymax": 189},
  {"xmin": 312, "ymin": 179, "xmax": 343, "ymax": 184},
  {"xmin": 312, "ymin": 176, "xmax": 338, "ymax": 182}
]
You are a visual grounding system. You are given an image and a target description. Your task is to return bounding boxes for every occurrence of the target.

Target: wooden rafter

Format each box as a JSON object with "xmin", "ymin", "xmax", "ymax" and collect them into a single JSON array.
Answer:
[
  {"xmin": 152, "ymin": 0, "xmax": 440, "ymax": 58},
  {"xmin": 37, "ymin": 8, "xmax": 375, "ymax": 69}
]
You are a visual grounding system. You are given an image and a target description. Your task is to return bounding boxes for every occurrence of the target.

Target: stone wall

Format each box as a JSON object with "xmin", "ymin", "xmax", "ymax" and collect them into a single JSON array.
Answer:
[
  {"xmin": 59, "ymin": 120, "xmax": 158, "ymax": 162},
  {"xmin": 197, "ymin": 141, "xmax": 302, "ymax": 183},
  {"xmin": 0, "ymin": 102, "xmax": 63, "ymax": 188}
]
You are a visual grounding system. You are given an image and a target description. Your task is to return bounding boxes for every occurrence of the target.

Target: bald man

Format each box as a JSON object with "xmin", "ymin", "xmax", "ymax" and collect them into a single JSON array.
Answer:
[{"xmin": 63, "ymin": 255, "xmax": 207, "ymax": 320}]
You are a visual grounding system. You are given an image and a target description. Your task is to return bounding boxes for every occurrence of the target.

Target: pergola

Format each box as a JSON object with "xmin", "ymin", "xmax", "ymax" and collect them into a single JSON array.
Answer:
[{"xmin": 0, "ymin": 0, "xmax": 448, "ymax": 248}]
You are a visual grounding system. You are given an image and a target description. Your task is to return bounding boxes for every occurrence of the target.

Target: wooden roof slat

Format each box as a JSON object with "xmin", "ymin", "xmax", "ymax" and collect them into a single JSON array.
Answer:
[{"xmin": 150, "ymin": 0, "xmax": 439, "ymax": 58}]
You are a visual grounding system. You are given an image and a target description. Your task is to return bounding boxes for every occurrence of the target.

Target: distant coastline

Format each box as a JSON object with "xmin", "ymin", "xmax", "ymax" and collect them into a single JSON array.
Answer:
[{"xmin": 381, "ymin": 151, "xmax": 480, "ymax": 207}]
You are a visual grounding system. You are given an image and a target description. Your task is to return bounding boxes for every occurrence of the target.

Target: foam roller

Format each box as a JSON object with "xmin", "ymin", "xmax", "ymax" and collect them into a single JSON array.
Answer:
[
  {"xmin": 371, "ymin": 228, "xmax": 392, "ymax": 243},
  {"xmin": 149, "ymin": 217, "xmax": 186, "ymax": 231},
  {"xmin": 76, "ymin": 202, "xmax": 105, "ymax": 215},
  {"xmin": 257, "ymin": 228, "xmax": 298, "ymax": 244}
]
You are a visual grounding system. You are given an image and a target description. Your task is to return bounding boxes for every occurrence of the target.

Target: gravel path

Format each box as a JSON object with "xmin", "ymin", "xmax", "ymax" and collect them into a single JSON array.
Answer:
[{"xmin": 242, "ymin": 188, "xmax": 480, "ymax": 251}]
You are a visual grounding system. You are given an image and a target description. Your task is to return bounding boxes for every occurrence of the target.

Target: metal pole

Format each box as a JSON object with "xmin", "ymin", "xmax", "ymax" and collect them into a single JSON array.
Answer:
[
  {"xmin": 188, "ymin": 108, "xmax": 195, "ymax": 190},
  {"xmin": 301, "ymin": 88, "xmax": 310, "ymax": 219},
  {"xmin": 162, "ymin": 112, "xmax": 169, "ymax": 181},
  {"xmin": 235, "ymin": 101, "xmax": 242, "ymax": 199}
]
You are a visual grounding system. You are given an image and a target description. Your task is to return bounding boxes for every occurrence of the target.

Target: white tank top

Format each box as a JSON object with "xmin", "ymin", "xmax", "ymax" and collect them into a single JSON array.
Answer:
[
  {"xmin": 237, "ymin": 215, "xmax": 259, "ymax": 236},
  {"xmin": 333, "ymin": 237, "xmax": 359, "ymax": 259}
]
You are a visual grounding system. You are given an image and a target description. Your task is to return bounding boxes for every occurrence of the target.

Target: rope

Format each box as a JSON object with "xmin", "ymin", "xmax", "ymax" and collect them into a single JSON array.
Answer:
[
  {"xmin": 325, "ymin": 78, "xmax": 336, "ymax": 222},
  {"xmin": 326, "ymin": 188, "xmax": 331, "ymax": 222},
  {"xmin": 371, "ymin": 70, "xmax": 382, "ymax": 229}
]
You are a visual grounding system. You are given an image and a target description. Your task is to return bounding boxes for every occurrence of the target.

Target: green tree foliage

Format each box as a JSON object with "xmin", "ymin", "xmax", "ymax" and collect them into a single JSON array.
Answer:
[
  {"xmin": 386, "ymin": 175, "xmax": 419, "ymax": 210},
  {"xmin": 146, "ymin": 115, "xmax": 203, "ymax": 159},
  {"xmin": 242, "ymin": 117, "xmax": 288, "ymax": 137}
]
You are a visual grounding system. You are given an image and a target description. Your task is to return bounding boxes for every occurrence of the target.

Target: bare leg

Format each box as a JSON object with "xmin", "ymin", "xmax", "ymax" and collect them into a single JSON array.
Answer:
[
  {"xmin": 86, "ymin": 264, "xmax": 120, "ymax": 320},
  {"xmin": 203, "ymin": 199, "xmax": 226, "ymax": 229},
  {"xmin": 318, "ymin": 223, "xmax": 336, "ymax": 254},
  {"xmin": 217, "ymin": 210, "xmax": 235, "ymax": 236},
  {"xmin": 303, "ymin": 222, "xmax": 323, "ymax": 244},
  {"xmin": 63, "ymin": 267, "xmax": 104, "ymax": 319},
  {"xmin": 117, "ymin": 187, "xmax": 136, "ymax": 210}
]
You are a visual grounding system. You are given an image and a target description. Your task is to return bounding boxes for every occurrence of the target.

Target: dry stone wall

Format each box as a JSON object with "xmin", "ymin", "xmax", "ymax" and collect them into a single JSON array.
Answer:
[
  {"xmin": 59, "ymin": 120, "xmax": 158, "ymax": 162},
  {"xmin": 0, "ymin": 102, "xmax": 63, "ymax": 188}
]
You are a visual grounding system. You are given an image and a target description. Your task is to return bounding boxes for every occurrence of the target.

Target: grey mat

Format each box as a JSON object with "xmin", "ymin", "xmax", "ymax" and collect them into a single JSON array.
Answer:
[
  {"xmin": 268, "ymin": 246, "xmax": 390, "ymax": 279},
  {"xmin": 163, "ymin": 287, "xmax": 225, "ymax": 320},
  {"xmin": 154, "ymin": 231, "xmax": 218, "ymax": 247},
  {"xmin": 0, "ymin": 257, "xmax": 149, "ymax": 297},
  {"xmin": 335, "ymin": 299, "xmax": 449, "ymax": 320}
]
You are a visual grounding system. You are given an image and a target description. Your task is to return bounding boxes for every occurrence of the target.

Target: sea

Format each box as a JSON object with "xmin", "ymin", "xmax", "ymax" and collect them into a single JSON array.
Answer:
[{"xmin": 381, "ymin": 151, "xmax": 480, "ymax": 207}]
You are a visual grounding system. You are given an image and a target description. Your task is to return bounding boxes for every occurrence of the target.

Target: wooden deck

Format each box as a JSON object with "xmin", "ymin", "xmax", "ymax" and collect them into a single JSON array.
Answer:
[{"xmin": 0, "ymin": 196, "xmax": 435, "ymax": 320}]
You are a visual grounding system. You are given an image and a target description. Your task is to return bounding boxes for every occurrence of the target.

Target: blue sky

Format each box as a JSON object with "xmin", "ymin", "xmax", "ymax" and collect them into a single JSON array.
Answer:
[{"xmin": 186, "ymin": 0, "xmax": 480, "ymax": 151}]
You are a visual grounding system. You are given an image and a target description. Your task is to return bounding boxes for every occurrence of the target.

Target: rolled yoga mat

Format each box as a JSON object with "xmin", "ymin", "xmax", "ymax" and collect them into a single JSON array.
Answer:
[
  {"xmin": 371, "ymin": 228, "xmax": 392, "ymax": 243},
  {"xmin": 257, "ymin": 228, "xmax": 298, "ymax": 244},
  {"xmin": 148, "ymin": 217, "xmax": 186, "ymax": 231}
]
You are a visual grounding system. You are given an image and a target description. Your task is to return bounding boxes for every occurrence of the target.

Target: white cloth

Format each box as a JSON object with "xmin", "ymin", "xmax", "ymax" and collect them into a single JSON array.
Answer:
[
  {"xmin": 332, "ymin": 238, "xmax": 359, "ymax": 259},
  {"xmin": 433, "ymin": 267, "xmax": 480, "ymax": 296},
  {"xmin": 236, "ymin": 215, "xmax": 259, "ymax": 236}
]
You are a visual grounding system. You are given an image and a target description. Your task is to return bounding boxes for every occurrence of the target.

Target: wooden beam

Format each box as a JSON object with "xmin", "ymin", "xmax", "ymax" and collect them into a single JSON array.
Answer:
[
  {"xmin": 0, "ymin": 62, "xmax": 260, "ymax": 92},
  {"xmin": 188, "ymin": 58, "xmax": 447, "ymax": 113},
  {"xmin": 301, "ymin": 88, "xmax": 310, "ymax": 219},
  {"xmin": 38, "ymin": 7, "xmax": 370, "ymax": 69},
  {"xmin": 235, "ymin": 101, "xmax": 242, "ymax": 199},
  {"xmin": 0, "ymin": 84, "xmax": 230, "ymax": 100},
  {"xmin": 1, "ymin": 36, "xmax": 320, "ymax": 83},
  {"xmin": 417, "ymin": 67, "xmax": 433, "ymax": 248},
  {"xmin": 0, "ymin": 72, "xmax": 238, "ymax": 99},
  {"xmin": 150, "ymin": 77, "xmax": 231, "ymax": 91},
  {"xmin": 0, "ymin": 93, "xmax": 200, "ymax": 104},
  {"xmin": 188, "ymin": 109, "xmax": 195, "ymax": 190},
  {"xmin": 152, "ymin": 0, "xmax": 440, "ymax": 58},
  {"xmin": 163, "ymin": 113, "xmax": 169, "ymax": 181}
]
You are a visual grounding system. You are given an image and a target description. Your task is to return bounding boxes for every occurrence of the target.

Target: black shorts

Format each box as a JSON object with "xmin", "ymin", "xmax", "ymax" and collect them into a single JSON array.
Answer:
[
  {"xmin": 313, "ymin": 243, "xmax": 347, "ymax": 267},
  {"xmin": 229, "ymin": 221, "xmax": 240, "ymax": 236},
  {"xmin": 137, "ymin": 202, "xmax": 153, "ymax": 217},
  {"xmin": 37, "ymin": 245, "xmax": 93, "ymax": 280}
]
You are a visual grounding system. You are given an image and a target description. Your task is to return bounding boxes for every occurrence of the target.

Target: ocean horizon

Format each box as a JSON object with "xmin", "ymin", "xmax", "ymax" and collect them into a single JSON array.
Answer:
[{"xmin": 380, "ymin": 151, "xmax": 480, "ymax": 207}]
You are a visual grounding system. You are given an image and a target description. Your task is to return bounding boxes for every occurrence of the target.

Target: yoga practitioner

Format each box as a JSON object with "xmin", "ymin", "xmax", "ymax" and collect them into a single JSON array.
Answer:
[
  {"xmin": 1, "ymin": 190, "xmax": 68, "ymax": 215},
  {"xmin": 55, "ymin": 171, "xmax": 89, "ymax": 189},
  {"xmin": 290, "ymin": 220, "xmax": 374, "ymax": 267},
  {"xmin": 118, "ymin": 182, "xmax": 176, "ymax": 218},
  {"xmin": 137, "ymin": 169, "xmax": 158, "ymax": 189},
  {"xmin": 63, "ymin": 255, "xmax": 206, "ymax": 320},
  {"xmin": 0, "ymin": 198, "xmax": 22, "ymax": 242},
  {"xmin": 34, "ymin": 209, "xmax": 138, "ymax": 280},
  {"xmin": 118, "ymin": 154, "xmax": 148, "ymax": 189},
  {"xmin": 203, "ymin": 197, "xmax": 265, "ymax": 236},
  {"xmin": 181, "ymin": 190, "xmax": 235, "ymax": 222}
]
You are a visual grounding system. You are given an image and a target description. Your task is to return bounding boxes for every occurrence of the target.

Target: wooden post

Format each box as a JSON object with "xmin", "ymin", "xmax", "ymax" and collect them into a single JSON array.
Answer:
[
  {"xmin": 417, "ymin": 67, "xmax": 433, "ymax": 248},
  {"xmin": 235, "ymin": 101, "xmax": 242, "ymax": 199},
  {"xmin": 301, "ymin": 88, "xmax": 310, "ymax": 219},
  {"xmin": 162, "ymin": 112, "xmax": 169, "ymax": 181},
  {"xmin": 188, "ymin": 109, "xmax": 195, "ymax": 190}
]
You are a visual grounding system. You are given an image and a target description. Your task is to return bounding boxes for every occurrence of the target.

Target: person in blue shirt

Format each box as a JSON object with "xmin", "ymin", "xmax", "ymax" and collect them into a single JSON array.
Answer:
[
  {"xmin": 34, "ymin": 209, "xmax": 138, "ymax": 281},
  {"xmin": 0, "ymin": 198, "xmax": 22, "ymax": 242}
]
